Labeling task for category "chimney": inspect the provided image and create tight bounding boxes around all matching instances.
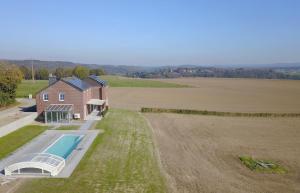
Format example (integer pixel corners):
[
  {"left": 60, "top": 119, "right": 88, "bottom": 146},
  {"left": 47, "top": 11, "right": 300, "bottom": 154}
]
[{"left": 48, "top": 73, "right": 57, "bottom": 85}]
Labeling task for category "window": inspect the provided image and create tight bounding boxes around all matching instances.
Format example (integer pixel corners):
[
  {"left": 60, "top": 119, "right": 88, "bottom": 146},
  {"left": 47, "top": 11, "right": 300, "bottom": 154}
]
[
  {"left": 43, "top": 93, "right": 49, "bottom": 101},
  {"left": 59, "top": 92, "right": 65, "bottom": 101}
]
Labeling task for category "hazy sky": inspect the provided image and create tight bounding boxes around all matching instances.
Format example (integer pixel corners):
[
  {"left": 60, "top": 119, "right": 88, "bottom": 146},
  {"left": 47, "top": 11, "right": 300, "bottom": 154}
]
[{"left": 0, "top": 0, "right": 299, "bottom": 66}]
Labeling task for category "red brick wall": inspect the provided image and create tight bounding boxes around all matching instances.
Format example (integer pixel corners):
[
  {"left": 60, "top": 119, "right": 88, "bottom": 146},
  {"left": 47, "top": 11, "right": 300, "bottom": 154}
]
[
  {"left": 83, "top": 77, "right": 108, "bottom": 109},
  {"left": 82, "top": 88, "right": 92, "bottom": 117},
  {"left": 36, "top": 81, "right": 86, "bottom": 120},
  {"left": 101, "top": 86, "right": 107, "bottom": 100},
  {"left": 92, "top": 87, "right": 100, "bottom": 99},
  {"left": 84, "top": 78, "right": 105, "bottom": 100}
]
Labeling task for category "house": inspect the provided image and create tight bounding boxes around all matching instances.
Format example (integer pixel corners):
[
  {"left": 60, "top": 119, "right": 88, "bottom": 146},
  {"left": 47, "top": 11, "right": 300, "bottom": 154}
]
[{"left": 36, "top": 75, "right": 108, "bottom": 123}]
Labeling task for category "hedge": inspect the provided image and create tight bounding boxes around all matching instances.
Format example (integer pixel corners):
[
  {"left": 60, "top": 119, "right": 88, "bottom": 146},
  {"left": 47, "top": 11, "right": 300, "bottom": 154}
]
[{"left": 141, "top": 107, "right": 300, "bottom": 117}]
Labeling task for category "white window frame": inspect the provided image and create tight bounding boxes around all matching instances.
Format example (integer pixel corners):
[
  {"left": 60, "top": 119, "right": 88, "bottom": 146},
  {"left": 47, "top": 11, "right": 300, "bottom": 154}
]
[
  {"left": 59, "top": 92, "right": 65, "bottom": 101},
  {"left": 43, "top": 93, "right": 49, "bottom": 101}
]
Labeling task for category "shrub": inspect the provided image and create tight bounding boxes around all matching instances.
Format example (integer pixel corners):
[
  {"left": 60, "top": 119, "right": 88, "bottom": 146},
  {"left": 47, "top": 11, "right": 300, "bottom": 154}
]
[
  {"left": 102, "top": 108, "right": 109, "bottom": 117},
  {"left": 239, "top": 156, "right": 287, "bottom": 174}
]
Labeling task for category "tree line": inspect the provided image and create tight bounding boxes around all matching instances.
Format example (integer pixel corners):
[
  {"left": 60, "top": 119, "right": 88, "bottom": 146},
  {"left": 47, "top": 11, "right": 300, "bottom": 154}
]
[
  {"left": 19, "top": 65, "right": 106, "bottom": 80},
  {"left": 128, "top": 67, "right": 300, "bottom": 80}
]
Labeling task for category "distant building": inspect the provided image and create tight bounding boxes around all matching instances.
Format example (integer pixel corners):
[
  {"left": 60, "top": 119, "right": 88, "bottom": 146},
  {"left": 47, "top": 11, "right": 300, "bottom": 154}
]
[{"left": 36, "top": 75, "right": 108, "bottom": 123}]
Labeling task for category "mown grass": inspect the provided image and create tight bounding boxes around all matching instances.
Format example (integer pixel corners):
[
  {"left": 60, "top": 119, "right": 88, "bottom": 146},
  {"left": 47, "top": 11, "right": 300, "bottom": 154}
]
[
  {"left": 141, "top": 107, "right": 300, "bottom": 117},
  {"left": 16, "top": 80, "right": 48, "bottom": 98},
  {"left": 16, "top": 109, "right": 166, "bottom": 193},
  {"left": 101, "top": 75, "right": 188, "bottom": 88},
  {"left": 239, "top": 156, "right": 287, "bottom": 174},
  {"left": 0, "top": 125, "right": 48, "bottom": 160},
  {"left": 56, "top": 125, "right": 80, "bottom": 130}
]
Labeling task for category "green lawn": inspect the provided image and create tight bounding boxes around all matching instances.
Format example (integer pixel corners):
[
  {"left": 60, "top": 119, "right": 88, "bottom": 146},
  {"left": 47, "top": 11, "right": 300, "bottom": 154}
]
[
  {"left": 16, "top": 109, "right": 166, "bottom": 193},
  {"left": 16, "top": 80, "right": 48, "bottom": 98},
  {"left": 101, "top": 75, "right": 187, "bottom": 87},
  {"left": 0, "top": 125, "right": 48, "bottom": 160},
  {"left": 56, "top": 125, "right": 80, "bottom": 130}
]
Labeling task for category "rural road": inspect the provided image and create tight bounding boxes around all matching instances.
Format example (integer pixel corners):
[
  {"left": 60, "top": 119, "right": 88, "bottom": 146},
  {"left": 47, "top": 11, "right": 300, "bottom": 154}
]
[{"left": 0, "top": 98, "right": 36, "bottom": 128}]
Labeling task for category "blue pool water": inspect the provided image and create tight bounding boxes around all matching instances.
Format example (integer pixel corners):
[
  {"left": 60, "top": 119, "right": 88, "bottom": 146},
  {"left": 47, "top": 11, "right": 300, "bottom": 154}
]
[{"left": 45, "top": 135, "right": 83, "bottom": 159}]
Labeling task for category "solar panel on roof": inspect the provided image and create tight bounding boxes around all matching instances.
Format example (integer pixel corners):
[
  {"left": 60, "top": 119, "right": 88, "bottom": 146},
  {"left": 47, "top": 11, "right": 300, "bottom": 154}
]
[
  {"left": 62, "top": 77, "right": 91, "bottom": 91},
  {"left": 88, "top": 75, "right": 107, "bottom": 86}
]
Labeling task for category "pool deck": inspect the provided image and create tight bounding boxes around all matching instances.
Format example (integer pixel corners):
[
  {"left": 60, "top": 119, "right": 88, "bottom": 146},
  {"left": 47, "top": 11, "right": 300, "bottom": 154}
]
[{"left": 0, "top": 129, "right": 100, "bottom": 178}]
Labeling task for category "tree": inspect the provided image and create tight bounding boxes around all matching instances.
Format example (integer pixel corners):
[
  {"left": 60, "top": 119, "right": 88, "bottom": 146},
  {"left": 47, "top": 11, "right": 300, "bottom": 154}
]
[
  {"left": 19, "top": 65, "right": 32, "bottom": 80},
  {"left": 0, "top": 63, "right": 23, "bottom": 106},
  {"left": 54, "top": 67, "right": 65, "bottom": 79},
  {"left": 72, "top": 65, "right": 89, "bottom": 79},
  {"left": 64, "top": 68, "right": 73, "bottom": 77},
  {"left": 35, "top": 68, "right": 49, "bottom": 80},
  {"left": 89, "top": 68, "right": 106, "bottom": 76}
]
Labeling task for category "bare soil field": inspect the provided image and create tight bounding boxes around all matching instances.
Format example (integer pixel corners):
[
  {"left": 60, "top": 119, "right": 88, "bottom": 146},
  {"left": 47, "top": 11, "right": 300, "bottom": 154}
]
[
  {"left": 145, "top": 113, "right": 300, "bottom": 193},
  {"left": 108, "top": 78, "right": 300, "bottom": 113},
  {"left": 154, "top": 77, "right": 300, "bottom": 89}
]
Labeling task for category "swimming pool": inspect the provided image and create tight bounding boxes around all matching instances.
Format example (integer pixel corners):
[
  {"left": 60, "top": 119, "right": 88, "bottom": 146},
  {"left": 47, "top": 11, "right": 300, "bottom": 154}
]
[{"left": 44, "top": 134, "right": 83, "bottom": 159}]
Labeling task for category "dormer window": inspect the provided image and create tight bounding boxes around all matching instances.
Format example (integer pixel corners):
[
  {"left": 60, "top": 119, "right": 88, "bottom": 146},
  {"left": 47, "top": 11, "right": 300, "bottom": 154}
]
[
  {"left": 59, "top": 92, "right": 65, "bottom": 101},
  {"left": 43, "top": 93, "right": 49, "bottom": 101}
]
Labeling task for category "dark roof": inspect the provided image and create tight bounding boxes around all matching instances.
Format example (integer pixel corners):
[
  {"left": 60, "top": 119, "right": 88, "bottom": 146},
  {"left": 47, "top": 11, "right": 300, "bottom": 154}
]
[
  {"left": 88, "top": 75, "right": 107, "bottom": 86},
  {"left": 62, "top": 76, "right": 91, "bottom": 91}
]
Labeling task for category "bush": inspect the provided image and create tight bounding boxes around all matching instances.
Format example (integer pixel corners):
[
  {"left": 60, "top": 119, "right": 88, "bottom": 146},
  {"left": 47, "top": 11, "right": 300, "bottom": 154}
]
[
  {"left": 0, "top": 92, "right": 15, "bottom": 107},
  {"left": 0, "top": 63, "right": 22, "bottom": 107},
  {"left": 102, "top": 108, "right": 109, "bottom": 117},
  {"left": 239, "top": 156, "right": 287, "bottom": 174}
]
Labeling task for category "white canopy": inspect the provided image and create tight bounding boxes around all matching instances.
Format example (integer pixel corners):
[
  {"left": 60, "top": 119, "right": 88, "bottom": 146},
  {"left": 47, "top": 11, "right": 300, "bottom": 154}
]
[
  {"left": 4, "top": 153, "right": 65, "bottom": 176},
  {"left": 87, "top": 99, "right": 105, "bottom": 105}
]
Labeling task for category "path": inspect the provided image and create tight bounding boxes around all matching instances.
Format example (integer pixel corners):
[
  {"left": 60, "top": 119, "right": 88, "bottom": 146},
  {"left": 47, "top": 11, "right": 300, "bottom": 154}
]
[
  {"left": 0, "top": 99, "right": 37, "bottom": 137},
  {"left": 0, "top": 98, "right": 36, "bottom": 128},
  {"left": 79, "top": 120, "right": 96, "bottom": 130},
  {"left": 79, "top": 110, "right": 102, "bottom": 130}
]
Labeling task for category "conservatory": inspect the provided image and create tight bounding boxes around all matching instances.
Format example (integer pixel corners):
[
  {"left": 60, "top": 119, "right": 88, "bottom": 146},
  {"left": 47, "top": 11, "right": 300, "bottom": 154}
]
[{"left": 44, "top": 104, "right": 73, "bottom": 123}]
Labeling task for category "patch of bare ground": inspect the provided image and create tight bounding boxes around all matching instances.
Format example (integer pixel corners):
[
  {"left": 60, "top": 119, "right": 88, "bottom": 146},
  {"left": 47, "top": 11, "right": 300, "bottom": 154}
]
[
  {"left": 0, "top": 179, "right": 26, "bottom": 193},
  {"left": 108, "top": 78, "right": 300, "bottom": 113},
  {"left": 144, "top": 113, "right": 300, "bottom": 193}
]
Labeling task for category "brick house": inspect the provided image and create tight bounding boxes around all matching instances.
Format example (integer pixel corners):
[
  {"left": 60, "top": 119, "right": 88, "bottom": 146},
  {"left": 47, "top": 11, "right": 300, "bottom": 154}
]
[{"left": 36, "top": 75, "right": 108, "bottom": 123}]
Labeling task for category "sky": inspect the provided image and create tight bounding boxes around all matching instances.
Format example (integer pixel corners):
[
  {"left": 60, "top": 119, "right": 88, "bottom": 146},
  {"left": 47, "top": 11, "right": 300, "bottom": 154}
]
[{"left": 0, "top": 0, "right": 299, "bottom": 66}]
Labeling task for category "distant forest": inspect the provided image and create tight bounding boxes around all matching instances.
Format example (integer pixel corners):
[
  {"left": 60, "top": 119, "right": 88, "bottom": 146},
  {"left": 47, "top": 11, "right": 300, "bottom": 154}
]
[
  {"left": 1, "top": 59, "right": 300, "bottom": 80},
  {"left": 127, "top": 66, "right": 300, "bottom": 80}
]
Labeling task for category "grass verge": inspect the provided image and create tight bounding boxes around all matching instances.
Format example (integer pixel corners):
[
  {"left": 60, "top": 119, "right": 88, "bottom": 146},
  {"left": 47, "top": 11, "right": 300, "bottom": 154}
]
[
  {"left": 239, "top": 156, "right": 287, "bottom": 174},
  {"left": 101, "top": 75, "right": 188, "bottom": 87},
  {"left": 0, "top": 125, "right": 48, "bottom": 160},
  {"left": 141, "top": 107, "right": 300, "bottom": 117},
  {"left": 16, "top": 109, "right": 166, "bottom": 193},
  {"left": 16, "top": 80, "right": 48, "bottom": 98},
  {"left": 56, "top": 125, "right": 80, "bottom": 130}
]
